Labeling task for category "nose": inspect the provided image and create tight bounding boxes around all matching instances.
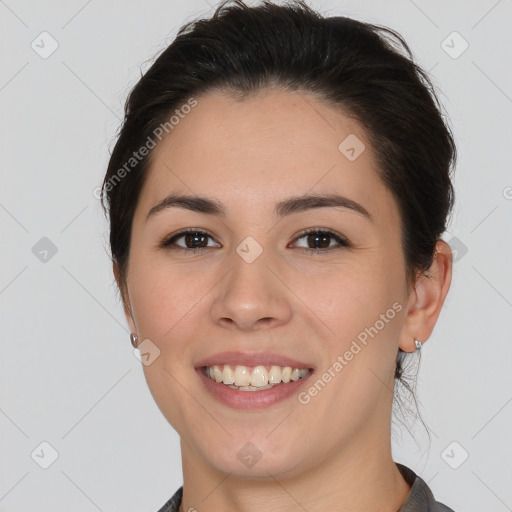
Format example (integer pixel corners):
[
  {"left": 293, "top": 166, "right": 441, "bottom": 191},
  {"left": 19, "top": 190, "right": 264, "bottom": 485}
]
[{"left": 209, "top": 248, "right": 293, "bottom": 332}]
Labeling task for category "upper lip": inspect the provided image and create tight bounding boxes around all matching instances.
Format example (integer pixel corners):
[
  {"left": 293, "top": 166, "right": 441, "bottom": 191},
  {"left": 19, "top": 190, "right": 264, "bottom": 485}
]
[{"left": 195, "top": 351, "right": 314, "bottom": 369}]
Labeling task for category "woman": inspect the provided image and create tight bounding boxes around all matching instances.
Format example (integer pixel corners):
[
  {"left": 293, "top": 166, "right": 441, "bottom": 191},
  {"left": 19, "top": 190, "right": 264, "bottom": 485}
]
[{"left": 101, "top": 1, "right": 456, "bottom": 510}]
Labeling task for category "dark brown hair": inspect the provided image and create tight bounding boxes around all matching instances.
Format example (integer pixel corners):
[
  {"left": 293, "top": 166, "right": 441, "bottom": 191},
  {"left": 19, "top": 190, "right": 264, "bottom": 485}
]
[{"left": 101, "top": 0, "right": 456, "bottom": 406}]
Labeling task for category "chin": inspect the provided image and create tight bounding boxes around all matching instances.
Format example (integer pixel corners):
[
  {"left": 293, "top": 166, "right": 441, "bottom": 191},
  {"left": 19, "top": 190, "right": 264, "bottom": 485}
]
[{"left": 195, "top": 433, "right": 312, "bottom": 479}]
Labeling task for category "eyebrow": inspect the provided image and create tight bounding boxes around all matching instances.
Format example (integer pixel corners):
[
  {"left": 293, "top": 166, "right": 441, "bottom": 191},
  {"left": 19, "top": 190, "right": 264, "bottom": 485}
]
[{"left": 146, "top": 192, "right": 372, "bottom": 222}]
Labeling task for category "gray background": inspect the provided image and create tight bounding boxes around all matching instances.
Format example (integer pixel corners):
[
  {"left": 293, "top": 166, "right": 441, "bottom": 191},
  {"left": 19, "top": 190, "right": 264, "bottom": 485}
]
[{"left": 1, "top": 0, "right": 511, "bottom": 510}]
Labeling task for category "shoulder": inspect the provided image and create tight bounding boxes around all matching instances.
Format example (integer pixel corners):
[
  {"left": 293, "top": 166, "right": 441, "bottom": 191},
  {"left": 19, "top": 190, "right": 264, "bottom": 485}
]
[
  {"left": 155, "top": 486, "right": 183, "bottom": 512},
  {"left": 397, "top": 463, "right": 455, "bottom": 512}
]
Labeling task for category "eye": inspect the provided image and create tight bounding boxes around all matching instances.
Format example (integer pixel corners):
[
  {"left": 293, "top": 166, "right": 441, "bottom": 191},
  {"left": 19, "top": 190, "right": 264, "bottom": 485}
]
[
  {"left": 160, "top": 229, "right": 220, "bottom": 252},
  {"left": 291, "top": 228, "right": 350, "bottom": 254},
  {"left": 160, "top": 227, "right": 350, "bottom": 255}
]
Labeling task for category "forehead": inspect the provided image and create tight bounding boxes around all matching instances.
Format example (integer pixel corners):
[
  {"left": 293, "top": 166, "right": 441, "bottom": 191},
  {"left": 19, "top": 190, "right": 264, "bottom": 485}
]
[{"left": 138, "top": 88, "right": 396, "bottom": 221}]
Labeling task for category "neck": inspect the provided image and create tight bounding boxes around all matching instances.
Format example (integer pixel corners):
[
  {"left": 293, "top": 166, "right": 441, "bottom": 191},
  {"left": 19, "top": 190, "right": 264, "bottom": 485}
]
[{"left": 178, "top": 426, "right": 411, "bottom": 512}]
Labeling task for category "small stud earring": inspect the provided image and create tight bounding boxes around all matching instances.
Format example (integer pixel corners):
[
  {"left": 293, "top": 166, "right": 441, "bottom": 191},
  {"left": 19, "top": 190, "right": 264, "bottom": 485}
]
[
  {"left": 130, "top": 333, "right": 139, "bottom": 348},
  {"left": 414, "top": 339, "right": 422, "bottom": 351}
]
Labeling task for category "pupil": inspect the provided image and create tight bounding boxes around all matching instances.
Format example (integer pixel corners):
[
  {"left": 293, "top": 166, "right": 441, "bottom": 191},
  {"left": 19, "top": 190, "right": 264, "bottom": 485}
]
[
  {"left": 186, "top": 232, "right": 207, "bottom": 248},
  {"left": 183, "top": 232, "right": 332, "bottom": 249},
  {"left": 308, "top": 232, "right": 330, "bottom": 249}
]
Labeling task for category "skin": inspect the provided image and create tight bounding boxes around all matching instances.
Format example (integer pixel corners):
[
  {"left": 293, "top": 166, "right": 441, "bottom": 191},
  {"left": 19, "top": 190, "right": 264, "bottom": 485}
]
[{"left": 115, "top": 88, "right": 452, "bottom": 511}]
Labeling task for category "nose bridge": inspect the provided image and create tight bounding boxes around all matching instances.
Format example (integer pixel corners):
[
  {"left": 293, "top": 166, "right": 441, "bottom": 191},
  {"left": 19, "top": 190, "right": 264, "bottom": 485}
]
[
  {"left": 229, "top": 241, "right": 271, "bottom": 294},
  {"left": 209, "top": 236, "right": 292, "bottom": 330}
]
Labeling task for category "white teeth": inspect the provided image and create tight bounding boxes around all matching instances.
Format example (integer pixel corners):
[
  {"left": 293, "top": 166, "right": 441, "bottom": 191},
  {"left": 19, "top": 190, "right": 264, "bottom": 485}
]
[
  {"left": 268, "top": 365, "right": 282, "bottom": 384},
  {"left": 213, "top": 366, "right": 223, "bottom": 383},
  {"left": 231, "top": 384, "right": 273, "bottom": 391},
  {"left": 291, "top": 368, "right": 301, "bottom": 381},
  {"left": 234, "top": 365, "right": 251, "bottom": 387},
  {"left": 205, "top": 364, "right": 310, "bottom": 390},
  {"left": 250, "top": 366, "right": 268, "bottom": 387},
  {"left": 222, "top": 365, "right": 235, "bottom": 385}
]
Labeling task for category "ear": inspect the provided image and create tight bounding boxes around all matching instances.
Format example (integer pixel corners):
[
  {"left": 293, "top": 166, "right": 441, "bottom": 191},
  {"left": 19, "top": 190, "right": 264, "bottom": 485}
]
[
  {"left": 398, "top": 240, "right": 453, "bottom": 353},
  {"left": 113, "top": 261, "right": 137, "bottom": 333}
]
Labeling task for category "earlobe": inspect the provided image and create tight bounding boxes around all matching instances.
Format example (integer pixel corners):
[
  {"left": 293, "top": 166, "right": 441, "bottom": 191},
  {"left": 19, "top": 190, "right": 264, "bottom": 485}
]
[{"left": 398, "top": 240, "right": 453, "bottom": 352}]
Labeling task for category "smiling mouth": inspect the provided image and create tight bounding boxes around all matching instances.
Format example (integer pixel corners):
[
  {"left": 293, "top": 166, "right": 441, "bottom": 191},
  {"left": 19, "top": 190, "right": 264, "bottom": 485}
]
[{"left": 202, "top": 364, "right": 311, "bottom": 391}]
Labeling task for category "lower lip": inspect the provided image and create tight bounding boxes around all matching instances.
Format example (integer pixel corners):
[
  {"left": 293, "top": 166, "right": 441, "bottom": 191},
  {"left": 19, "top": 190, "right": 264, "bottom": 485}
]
[{"left": 196, "top": 368, "right": 313, "bottom": 409}]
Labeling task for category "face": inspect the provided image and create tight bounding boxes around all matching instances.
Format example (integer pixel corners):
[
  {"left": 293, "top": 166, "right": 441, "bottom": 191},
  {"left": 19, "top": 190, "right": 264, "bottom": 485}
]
[{"left": 122, "top": 88, "right": 413, "bottom": 479}]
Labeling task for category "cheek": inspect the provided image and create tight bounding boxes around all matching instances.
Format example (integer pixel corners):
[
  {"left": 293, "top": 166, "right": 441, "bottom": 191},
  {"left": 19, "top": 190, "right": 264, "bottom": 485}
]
[
  {"left": 127, "top": 264, "right": 213, "bottom": 435},
  {"left": 296, "top": 271, "right": 403, "bottom": 429},
  {"left": 297, "top": 260, "right": 403, "bottom": 340},
  {"left": 296, "top": 258, "right": 405, "bottom": 405},
  {"left": 127, "top": 258, "right": 208, "bottom": 343},
  {"left": 128, "top": 245, "right": 405, "bottom": 356}
]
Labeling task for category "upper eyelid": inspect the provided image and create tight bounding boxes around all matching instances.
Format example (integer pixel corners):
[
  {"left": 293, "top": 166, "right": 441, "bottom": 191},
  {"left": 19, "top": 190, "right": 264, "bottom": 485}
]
[
  {"left": 163, "top": 227, "right": 348, "bottom": 247},
  {"left": 164, "top": 228, "right": 219, "bottom": 244}
]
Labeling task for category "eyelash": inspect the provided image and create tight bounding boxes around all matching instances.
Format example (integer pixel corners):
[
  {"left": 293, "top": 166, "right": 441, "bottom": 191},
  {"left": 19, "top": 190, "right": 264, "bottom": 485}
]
[{"left": 160, "top": 227, "right": 350, "bottom": 255}]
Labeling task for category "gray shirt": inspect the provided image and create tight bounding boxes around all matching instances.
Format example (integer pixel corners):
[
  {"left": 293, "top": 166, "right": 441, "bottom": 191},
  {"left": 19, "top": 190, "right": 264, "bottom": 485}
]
[{"left": 156, "top": 463, "right": 454, "bottom": 512}]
